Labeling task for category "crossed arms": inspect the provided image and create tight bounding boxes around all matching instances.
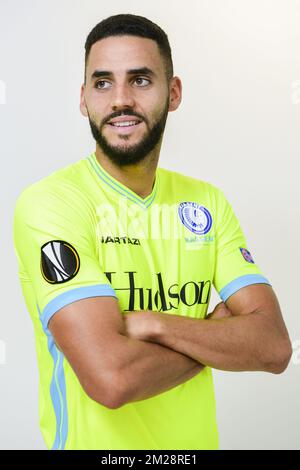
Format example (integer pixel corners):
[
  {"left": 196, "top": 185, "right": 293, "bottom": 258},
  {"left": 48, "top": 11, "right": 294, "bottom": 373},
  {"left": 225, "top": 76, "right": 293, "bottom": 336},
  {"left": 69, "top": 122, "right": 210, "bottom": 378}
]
[{"left": 49, "top": 284, "right": 292, "bottom": 409}]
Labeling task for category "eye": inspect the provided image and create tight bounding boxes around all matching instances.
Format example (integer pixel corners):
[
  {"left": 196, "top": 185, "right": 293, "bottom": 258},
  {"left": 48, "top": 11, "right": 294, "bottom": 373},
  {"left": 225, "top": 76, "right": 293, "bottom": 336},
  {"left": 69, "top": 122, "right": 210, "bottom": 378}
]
[
  {"left": 134, "top": 77, "right": 151, "bottom": 87},
  {"left": 95, "top": 80, "right": 111, "bottom": 89}
]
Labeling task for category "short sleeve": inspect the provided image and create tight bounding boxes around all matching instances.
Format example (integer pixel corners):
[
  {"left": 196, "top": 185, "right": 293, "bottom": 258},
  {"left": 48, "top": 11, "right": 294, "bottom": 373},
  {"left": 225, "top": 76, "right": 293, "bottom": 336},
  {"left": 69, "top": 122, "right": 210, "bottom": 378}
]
[
  {"left": 13, "top": 182, "right": 117, "bottom": 329},
  {"left": 213, "top": 188, "right": 271, "bottom": 302}
]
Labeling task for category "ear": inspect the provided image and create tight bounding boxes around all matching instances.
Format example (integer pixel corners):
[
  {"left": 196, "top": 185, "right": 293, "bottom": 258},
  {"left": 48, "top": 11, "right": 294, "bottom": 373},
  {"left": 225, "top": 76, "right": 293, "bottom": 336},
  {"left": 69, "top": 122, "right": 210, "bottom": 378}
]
[
  {"left": 168, "top": 76, "right": 182, "bottom": 112},
  {"left": 79, "top": 84, "right": 88, "bottom": 117}
]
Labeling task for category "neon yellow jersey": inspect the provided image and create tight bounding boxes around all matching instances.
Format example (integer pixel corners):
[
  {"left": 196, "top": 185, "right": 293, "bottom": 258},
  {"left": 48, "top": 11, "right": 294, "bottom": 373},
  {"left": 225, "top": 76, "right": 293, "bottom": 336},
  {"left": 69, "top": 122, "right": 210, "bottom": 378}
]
[{"left": 13, "top": 152, "right": 270, "bottom": 450}]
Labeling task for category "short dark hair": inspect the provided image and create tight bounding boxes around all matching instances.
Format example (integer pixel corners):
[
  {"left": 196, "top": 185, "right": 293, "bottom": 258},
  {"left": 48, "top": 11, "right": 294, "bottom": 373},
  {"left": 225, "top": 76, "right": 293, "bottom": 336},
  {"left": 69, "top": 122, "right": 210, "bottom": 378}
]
[{"left": 84, "top": 14, "right": 174, "bottom": 83}]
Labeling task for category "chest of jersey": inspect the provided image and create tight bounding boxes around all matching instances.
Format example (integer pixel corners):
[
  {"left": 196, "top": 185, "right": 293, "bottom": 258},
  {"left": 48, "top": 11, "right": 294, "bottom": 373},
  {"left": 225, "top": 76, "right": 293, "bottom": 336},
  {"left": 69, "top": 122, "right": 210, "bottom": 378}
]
[{"left": 94, "top": 201, "right": 216, "bottom": 318}]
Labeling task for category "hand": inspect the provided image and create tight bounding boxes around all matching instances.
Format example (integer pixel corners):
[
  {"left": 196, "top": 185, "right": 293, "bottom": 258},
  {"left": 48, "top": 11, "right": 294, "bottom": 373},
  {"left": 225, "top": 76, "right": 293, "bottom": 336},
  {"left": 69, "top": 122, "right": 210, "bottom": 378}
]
[
  {"left": 123, "top": 311, "right": 159, "bottom": 341},
  {"left": 206, "top": 301, "right": 233, "bottom": 320}
]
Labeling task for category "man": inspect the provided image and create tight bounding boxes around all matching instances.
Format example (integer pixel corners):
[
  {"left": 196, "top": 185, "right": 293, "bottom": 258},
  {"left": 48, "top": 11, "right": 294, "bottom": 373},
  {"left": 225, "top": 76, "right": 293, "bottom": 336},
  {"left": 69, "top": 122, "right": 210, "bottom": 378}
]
[{"left": 13, "top": 14, "right": 292, "bottom": 450}]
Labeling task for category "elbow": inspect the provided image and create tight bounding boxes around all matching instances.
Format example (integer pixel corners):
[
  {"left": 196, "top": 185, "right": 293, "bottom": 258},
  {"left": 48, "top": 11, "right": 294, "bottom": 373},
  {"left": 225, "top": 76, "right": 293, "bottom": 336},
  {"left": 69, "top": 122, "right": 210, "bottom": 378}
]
[
  {"left": 83, "top": 370, "right": 126, "bottom": 409},
  {"left": 264, "top": 337, "right": 293, "bottom": 375}
]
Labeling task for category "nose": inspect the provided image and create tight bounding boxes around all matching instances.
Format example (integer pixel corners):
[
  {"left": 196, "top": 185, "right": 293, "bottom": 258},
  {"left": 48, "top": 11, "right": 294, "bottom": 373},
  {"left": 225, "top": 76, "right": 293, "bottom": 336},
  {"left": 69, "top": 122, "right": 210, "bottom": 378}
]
[{"left": 111, "top": 82, "right": 135, "bottom": 111}]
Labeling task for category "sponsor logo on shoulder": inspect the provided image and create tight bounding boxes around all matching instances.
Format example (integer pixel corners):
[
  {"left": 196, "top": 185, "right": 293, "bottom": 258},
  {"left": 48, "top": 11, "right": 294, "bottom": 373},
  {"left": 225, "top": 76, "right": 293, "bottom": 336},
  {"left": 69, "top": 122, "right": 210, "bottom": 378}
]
[
  {"left": 240, "top": 247, "right": 255, "bottom": 264},
  {"left": 178, "top": 202, "right": 212, "bottom": 235},
  {"left": 41, "top": 240, "right": 80, "bottom": 284}
]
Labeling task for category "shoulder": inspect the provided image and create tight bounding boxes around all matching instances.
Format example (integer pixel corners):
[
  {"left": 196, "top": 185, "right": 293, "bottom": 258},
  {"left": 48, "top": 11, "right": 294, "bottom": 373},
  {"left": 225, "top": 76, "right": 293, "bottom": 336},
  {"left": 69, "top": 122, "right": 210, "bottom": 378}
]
[
  {"left": 15, "top": 158, "right": 90, "bottom": 210},
  {"left": 157, "top": 166, "right": 225, "bottom": 200},
  {"left": 14, "top": 158, "right": 93, "bottom": 222}
]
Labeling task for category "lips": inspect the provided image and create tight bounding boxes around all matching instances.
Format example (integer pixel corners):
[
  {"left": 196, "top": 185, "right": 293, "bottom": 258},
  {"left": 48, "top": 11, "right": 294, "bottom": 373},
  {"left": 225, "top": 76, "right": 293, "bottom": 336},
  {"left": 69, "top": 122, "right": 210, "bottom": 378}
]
[
  {"left": 106, "top": 115, "right": 144, "bottom": 134},
  {"left": 109, "top": 120, "right": 141, "bottom": 128},
  {"left": 107, "top": 120, "right": 143, "bottom": 134},
  {"left": 107, "top": 115, "right": 142, "bottom": 127}
]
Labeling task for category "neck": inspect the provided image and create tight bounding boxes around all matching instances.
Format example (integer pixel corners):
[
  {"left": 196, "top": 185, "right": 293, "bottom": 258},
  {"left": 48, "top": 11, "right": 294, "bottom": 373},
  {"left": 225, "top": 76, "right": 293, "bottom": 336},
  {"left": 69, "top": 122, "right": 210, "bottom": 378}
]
[{"left": 94, "top": 144, "right": 161, "bottom": 199}]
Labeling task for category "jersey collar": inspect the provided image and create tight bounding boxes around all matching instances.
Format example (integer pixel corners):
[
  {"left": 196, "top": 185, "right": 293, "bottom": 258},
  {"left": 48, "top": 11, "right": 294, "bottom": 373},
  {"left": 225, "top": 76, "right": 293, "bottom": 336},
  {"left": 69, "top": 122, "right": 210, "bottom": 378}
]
[{"left": 87, "top": 152, "right": 159, "bottom": 209}]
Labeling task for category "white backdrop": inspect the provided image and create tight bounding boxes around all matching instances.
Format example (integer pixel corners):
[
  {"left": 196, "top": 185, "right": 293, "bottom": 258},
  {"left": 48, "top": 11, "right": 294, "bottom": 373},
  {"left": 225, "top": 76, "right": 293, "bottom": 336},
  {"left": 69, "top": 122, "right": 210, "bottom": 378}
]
[{"left": 0, "top": 0, "right": 299, "bottom": 449}]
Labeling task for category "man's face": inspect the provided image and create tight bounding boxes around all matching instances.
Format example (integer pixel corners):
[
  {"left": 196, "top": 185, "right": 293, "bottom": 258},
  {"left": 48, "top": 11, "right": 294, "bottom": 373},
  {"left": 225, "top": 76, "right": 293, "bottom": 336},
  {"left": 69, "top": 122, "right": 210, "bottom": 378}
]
[{"left": 80, "top": 35, "right": 173, "bottom": 166}]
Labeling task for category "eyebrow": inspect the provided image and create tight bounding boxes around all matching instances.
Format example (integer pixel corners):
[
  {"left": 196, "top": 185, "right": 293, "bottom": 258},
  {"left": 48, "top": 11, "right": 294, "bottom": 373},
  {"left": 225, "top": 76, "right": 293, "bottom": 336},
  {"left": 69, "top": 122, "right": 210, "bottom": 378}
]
[{"left": 90, "top": 67, "right": 157, "bottom": 81}]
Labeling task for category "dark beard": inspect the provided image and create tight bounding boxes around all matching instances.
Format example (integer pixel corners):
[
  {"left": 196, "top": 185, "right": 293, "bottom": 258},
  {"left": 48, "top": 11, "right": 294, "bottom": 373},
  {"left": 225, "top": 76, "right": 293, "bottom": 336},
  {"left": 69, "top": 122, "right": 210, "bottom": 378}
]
[{"left": 87, "top": 99, "right": 169, "bottom": 167}]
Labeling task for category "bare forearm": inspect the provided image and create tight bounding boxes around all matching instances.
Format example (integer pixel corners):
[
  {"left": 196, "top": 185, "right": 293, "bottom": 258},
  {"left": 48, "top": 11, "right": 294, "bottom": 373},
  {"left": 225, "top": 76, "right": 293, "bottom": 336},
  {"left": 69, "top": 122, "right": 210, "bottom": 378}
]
[
  {"left": 152, "top": 312, "right": 289, "bottom": 373},
  {"left": 116, "top": 334, "right": 204, "bottom": 406}
]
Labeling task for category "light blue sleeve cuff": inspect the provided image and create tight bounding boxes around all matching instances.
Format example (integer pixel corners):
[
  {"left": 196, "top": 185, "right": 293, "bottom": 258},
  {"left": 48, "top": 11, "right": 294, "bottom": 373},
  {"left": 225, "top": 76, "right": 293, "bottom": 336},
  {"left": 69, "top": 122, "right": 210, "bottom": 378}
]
[
  {"left": 40, "top": 284, "right": 117, "bottom": 330},
  {"left": 219, "top": 274, "right": 271, "bottom": 302}
]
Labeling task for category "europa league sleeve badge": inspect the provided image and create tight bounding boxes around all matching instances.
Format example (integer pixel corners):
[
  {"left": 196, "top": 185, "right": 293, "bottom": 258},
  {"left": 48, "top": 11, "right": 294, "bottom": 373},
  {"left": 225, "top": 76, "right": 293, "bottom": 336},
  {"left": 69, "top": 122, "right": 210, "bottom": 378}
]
[{"left": 40, "top": 240, "right": 80, "bottom": 284}]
